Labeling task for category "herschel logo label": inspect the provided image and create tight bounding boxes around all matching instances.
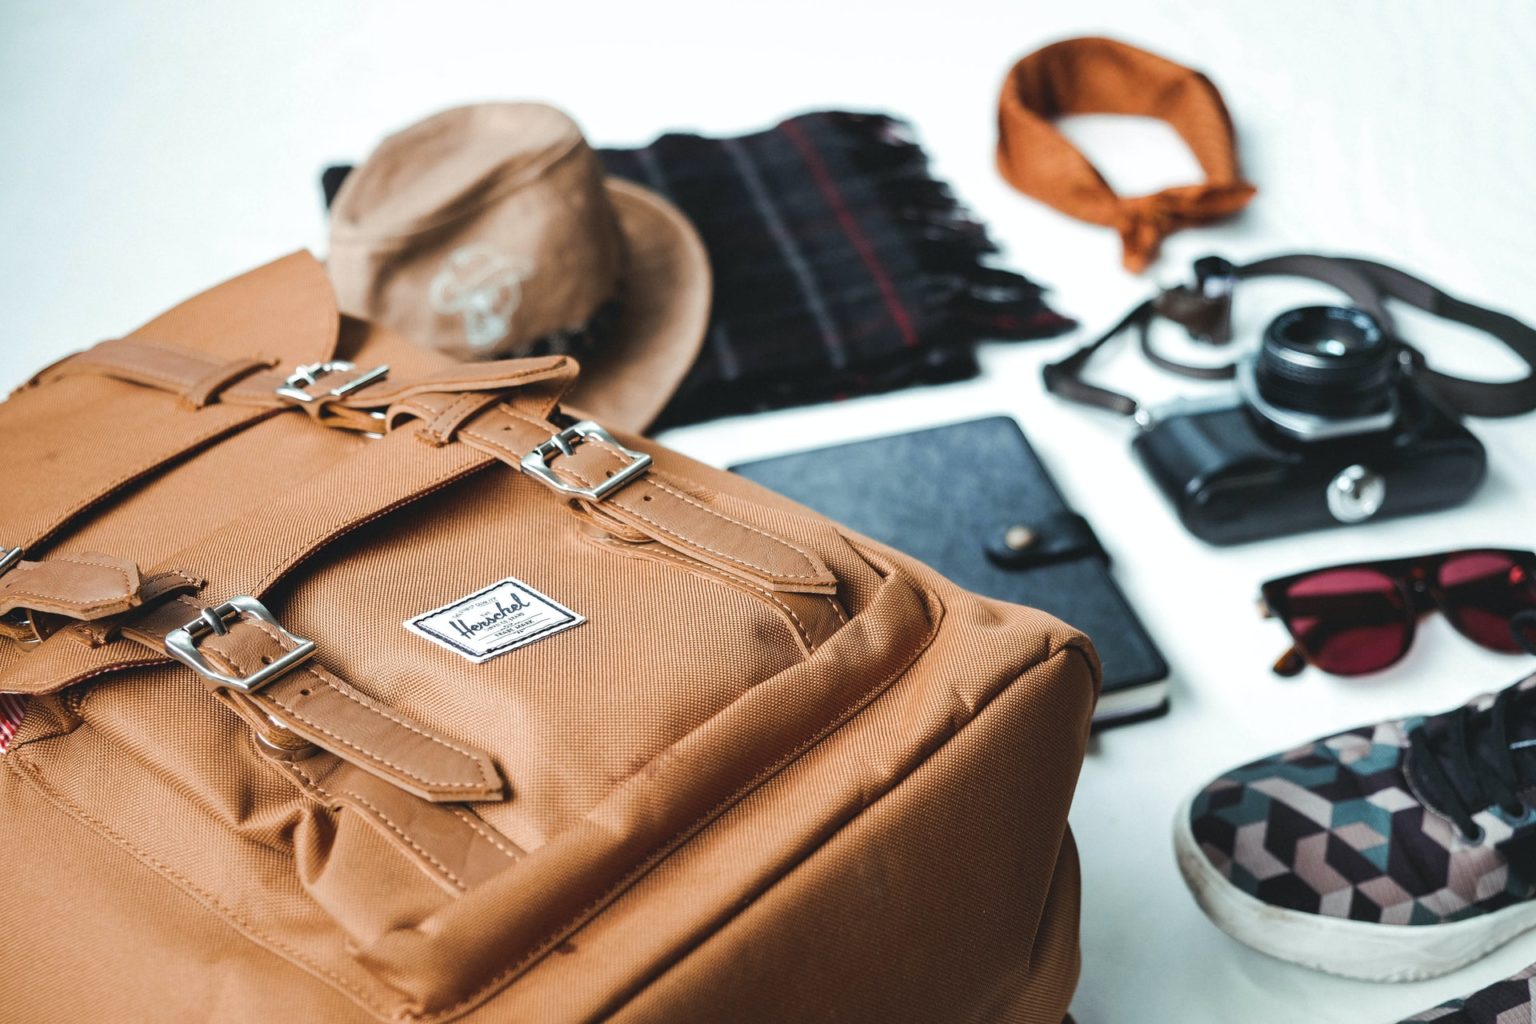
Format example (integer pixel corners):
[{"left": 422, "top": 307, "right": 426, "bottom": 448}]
[{"left": 405, "top": 576, "right": 583, "bottom": 664}]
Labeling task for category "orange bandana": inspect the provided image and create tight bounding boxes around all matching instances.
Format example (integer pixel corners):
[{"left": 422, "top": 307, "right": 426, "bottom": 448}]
[{"left": 997, "top": 37, "right": 1257, "bottom": 273}]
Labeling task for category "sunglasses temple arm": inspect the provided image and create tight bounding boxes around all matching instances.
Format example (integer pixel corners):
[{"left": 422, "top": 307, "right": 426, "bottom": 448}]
[
  {"left": 1271, "top": 644, "right": 1308, "bottom": 677},
  {"left": 1258, "top": 595, "right": 1308, "bottom": 676}
]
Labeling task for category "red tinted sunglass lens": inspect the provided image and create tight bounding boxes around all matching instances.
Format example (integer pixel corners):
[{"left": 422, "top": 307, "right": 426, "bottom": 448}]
[
  {"left": 1438, "top": 552, "right": 1536, "bottom": 652},
  {"left": 1282, "top": 568, "right": 1411, "bottom": 675}
]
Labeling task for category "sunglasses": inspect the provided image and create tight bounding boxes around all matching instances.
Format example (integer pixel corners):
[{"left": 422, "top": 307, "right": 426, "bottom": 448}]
[{"left": 1260, "top": 548, "right": 1536, "bottom": 676}]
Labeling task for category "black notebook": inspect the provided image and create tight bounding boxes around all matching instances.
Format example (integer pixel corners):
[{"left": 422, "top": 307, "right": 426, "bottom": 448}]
[{"left": 732, "top": 417, "right": 1169, "bottom": 727}]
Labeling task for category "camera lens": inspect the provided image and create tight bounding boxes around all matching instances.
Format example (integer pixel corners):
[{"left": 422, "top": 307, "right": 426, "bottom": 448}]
[{"left": 1255, "top": 306, "right": 1398, "bottom": 419}]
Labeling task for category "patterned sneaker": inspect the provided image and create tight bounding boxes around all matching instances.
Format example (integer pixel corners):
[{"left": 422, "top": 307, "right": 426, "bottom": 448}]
[
  {"left": 1397, "top": 962, "right": 1536, "bottom": 1022},
  {"left": 1174, "top": 672, "right": 1536, "bottom": 981}
]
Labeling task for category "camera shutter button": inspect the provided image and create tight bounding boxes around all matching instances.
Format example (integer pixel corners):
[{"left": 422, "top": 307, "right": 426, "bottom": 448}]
[{"left": 1327, "top": 464, "right": 1386, "bottom": 523}]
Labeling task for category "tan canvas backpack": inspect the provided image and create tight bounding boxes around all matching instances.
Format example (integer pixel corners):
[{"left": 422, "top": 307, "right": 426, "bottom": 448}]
[{"left": 0, "top": 253, "right": 1099, "bottom": 1023}]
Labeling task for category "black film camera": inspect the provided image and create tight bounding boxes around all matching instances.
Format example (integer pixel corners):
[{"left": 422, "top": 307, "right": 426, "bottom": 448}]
[{"left": 1133, "top": 305, "right": 1486, "bottom": 545}]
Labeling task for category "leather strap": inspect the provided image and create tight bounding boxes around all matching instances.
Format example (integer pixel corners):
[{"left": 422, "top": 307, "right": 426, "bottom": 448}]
[
  {"left": 117, "top": 594, "right": 502, "bottom": 804},
  {"left": 1040, "top": 299, "right": 1156, "bottom": 418},
  {"left": 64, "top": 570, "right": 204, "bottom": 646},
  {"left": 997, "top": 36, "right": 1256, "bottom": 272},
  {"left": 1042, "top": 253, "right": 1536, "bottom": 419},
  {"left": 1248, "top": 255, "right": 1536, "bottom": 418},
  {"left": 0, "top": 552, "right": 144, "bottom": 620},
  {"left": 39, "top": 337, "right": 578, "bottom": 419},
  {"left": 454, "top": 405, "right": 838, "bottom": 595},
  {"left": 0, "top": 557, "right": 201, "bottom": 650},
  {"left": 38, "top": 340, "right": 279, "bottom": 410},
  {"left": 277, "top": 754, "right": 520, "bottom": 895}
]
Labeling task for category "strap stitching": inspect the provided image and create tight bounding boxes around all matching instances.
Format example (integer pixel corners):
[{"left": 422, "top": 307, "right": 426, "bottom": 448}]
[
  {"left": 0, "top": 556, "right": 136, "bottom": 613},
  {"left": 374, "top": 358, "right": 570, "bottom": 405},
  {"left": 644, "top": 475, "right": 823, "bottom": 578},
  {"left": 262, "top": 669, "right": 490, "bottom": 792},
  {"left": 476, "top": 411, "right": 825, "bottom": 581},
  {"left": 449, "top": 808, "right": 521, "bottom": 861},
  {"left": 182, "top": 356, "right": 274, "bottom": 408},
  {"left": 826, "top": 594, "right": 848, "bottom": 626},
  {"left": 610, "top": 492, "right": 820, "bottom": 582},
  {"left": 72, "top": 359, "right": 200, "bottom": 393},
  {"left": 287, "top": 760, "right": 469, "bottom": 892},
  {"left": 229, "top": 618, "right": 494, "bottom": 792},
  {"left": 420, "top": 391, "right": 492, "bottom": 445}
]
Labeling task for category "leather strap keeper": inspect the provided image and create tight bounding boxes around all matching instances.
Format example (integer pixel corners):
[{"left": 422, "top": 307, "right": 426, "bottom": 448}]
[
  {"left": 118, "top": 594, "right": 504, "bottom": 804},
  {"left": 0, "top": 552, "right": 145, "bottom": 620}
]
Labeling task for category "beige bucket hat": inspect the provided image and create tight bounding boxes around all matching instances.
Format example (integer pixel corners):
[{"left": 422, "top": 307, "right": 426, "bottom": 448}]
[{"left": 327, "top": 102, "right": 711, "bottom": 432}]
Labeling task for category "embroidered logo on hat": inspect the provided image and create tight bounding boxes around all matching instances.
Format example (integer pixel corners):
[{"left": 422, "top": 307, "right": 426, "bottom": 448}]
[{"left": 428, "top": 245, "right": 534, "bottom": 351}]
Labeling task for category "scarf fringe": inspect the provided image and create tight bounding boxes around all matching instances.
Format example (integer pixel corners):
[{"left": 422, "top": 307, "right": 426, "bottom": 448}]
[{"left": 813, "top": 111, "right": 1075, "bottom": 346}]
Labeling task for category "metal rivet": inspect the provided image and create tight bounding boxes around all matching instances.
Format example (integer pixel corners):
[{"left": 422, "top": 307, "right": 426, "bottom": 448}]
[{"left": 1003, "top": 525, "right": 1037, "bottom": 551}]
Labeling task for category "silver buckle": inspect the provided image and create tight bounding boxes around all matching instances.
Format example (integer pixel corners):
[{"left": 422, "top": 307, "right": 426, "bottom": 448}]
[
  {"left": 275, "top": 360, "right": 390, "bottom": 404},
  {"left": 164, "top": 596, "right": 316, "bottom": 694},
  {"left": 520, "top": 420, "right": 652, "bottom": 501},
  {"left": 0, "top": 547, "right": 21, "bottom": 578}
]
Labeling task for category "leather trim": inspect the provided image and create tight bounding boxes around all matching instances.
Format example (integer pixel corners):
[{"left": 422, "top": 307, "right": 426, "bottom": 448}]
[
  {"left": 280, "top": 755, "right": 521, "bottom": 895},
  {"left": 64, "top": 570, "right": 204, "bottom": 646},
  {"left": 44, "top": 336, "right": 579, "bottom": 423},
  {"left": 119, "top": 596, "right": 504, "bottom": 804},
  {"left": 0, "top": 553, "right": 144, "bottom": 620},
  {"left": 38, "top": 340, "right": 277, "bottom": 409},
  {"left": 456, "top": 404, "right": 838, "bottom": 595}
]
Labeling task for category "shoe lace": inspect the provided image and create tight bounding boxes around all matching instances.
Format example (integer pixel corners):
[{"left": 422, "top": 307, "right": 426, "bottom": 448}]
[{"left": 1409, "top": 686, "right": 1535, "bottom": 842}]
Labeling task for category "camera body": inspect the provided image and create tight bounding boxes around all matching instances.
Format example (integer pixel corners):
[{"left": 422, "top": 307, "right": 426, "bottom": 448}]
[{"left": 1133, "top": 306, "right": 1487, "bottom": 545}]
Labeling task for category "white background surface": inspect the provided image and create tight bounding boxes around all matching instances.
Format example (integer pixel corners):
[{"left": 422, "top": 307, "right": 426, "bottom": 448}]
[{"left": 4, "top": 2, "right": 1535, "bottom": 1021}]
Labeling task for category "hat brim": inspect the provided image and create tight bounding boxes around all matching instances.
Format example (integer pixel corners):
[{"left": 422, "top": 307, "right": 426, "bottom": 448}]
[{"left": 564, "top": 178, "right": 710, "bottom": 433}]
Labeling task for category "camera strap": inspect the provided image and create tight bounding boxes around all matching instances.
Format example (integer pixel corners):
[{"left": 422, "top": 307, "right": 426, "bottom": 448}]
[{"left": 1042, "top": 253, "right": 1536, "bottom": 420}]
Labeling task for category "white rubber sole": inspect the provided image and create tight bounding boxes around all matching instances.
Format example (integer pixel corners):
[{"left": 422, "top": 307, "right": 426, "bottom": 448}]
[{"left": 1173, "top": 794, "right": 1536, "bottom": 982}]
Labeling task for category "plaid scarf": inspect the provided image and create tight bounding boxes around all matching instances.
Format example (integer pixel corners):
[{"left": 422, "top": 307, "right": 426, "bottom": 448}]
[
  {"left": 598, "top": 111, "right": 1073, "bottom": 426},
  {"left": 321, "top": 110, "right": 1072, "bottom": 427}
]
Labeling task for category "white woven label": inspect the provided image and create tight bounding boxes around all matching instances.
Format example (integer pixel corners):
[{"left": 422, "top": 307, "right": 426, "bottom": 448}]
[{"left": 404, "top": 576, "right": 583, "bottom": 664}]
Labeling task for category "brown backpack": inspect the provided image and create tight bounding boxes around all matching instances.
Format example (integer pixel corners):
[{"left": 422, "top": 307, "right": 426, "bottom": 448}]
[{"left": 0, "top": 253, "right": 1099, "bottom": 1023}]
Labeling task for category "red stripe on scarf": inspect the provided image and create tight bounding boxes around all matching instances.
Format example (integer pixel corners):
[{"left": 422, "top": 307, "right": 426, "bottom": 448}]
[{"left": 780, "top": 119, "right": 920, "bottom": 349}]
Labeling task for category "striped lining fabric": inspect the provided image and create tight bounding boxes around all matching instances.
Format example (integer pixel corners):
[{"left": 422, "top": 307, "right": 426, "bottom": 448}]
[{"left": 0, "top": 692, "right": 25, "bottom": 753}]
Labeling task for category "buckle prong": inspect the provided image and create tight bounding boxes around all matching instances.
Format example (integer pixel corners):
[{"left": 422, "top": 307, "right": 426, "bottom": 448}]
[
  {"left": 0, "top": 547, "right": 21, "bottom": 578},
  {"left": 164, "top": 596, "right": 316, "bottom": 694},
  {"left": 520, "top": 420, "right": 651, "bottom": 502},
  {"left": 275, "top": 361, "right": 390, "bottom": 405}
]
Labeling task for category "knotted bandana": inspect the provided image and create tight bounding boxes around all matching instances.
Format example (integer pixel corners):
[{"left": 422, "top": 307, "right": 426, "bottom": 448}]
[{"left": 997, "top": 37, "right": 1257, "bottom": 273}]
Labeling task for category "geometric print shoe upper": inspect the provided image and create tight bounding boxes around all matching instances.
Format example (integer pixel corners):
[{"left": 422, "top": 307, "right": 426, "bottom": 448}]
[
  {"left": 1397, "top": 960, "right": 1536, "bottom": 1023},
  {"left": 1177, "top": 671, "right": 1536, "bottom": 981}
]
